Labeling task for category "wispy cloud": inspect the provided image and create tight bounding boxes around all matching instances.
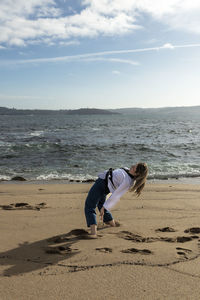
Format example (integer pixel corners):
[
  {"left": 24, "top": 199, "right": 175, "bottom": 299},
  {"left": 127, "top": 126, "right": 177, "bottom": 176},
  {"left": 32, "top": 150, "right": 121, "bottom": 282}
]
[
  {"left": 59, "top": 40, "right": 80, "bottom": 47},
  {"left": 80, "top": 57, "right": 139, "bottom": 66},
  {"left": 1, "top": 1, "right": 200, "bottom": 48},
  {"left": 107, "top": 58, "right": 139, "bottom": 66},
  {"left": 112, "top": 70, "right": 121, "bottom": 75},
  {"left": 1, "top": 42, "right": 200, "bottom": 66}
]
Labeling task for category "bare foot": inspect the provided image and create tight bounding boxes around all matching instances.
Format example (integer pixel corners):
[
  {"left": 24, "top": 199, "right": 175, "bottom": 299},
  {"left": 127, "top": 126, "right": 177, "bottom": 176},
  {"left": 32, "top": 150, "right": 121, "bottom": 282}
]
[
  {"left": 105, "top": 220, "right": 121, "bottom": 227},
  {"left": 105, "top": 220, "right": 116, "bottom": 227},
  {"left": 114, "top": 220, "right": 120, "bottom": 227}
]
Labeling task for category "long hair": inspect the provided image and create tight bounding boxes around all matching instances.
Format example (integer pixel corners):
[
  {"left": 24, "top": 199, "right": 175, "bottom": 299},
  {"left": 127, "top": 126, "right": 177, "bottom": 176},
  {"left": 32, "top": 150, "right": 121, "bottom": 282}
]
[{"left": 130, "top": 162, "right": 148, "bottom": 196}]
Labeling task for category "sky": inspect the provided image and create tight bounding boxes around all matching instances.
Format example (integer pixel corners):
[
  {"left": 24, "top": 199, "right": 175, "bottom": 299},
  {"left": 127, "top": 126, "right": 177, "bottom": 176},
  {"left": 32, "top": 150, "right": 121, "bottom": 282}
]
[{"left": 0, "top": 0, "right": 200, "bottom": 110}]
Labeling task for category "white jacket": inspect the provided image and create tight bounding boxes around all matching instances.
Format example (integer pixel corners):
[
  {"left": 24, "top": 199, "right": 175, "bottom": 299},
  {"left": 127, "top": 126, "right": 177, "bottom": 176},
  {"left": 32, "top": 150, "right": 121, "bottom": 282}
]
[{"left": 98, "top": 168, "right": 134, "bottom": 210}]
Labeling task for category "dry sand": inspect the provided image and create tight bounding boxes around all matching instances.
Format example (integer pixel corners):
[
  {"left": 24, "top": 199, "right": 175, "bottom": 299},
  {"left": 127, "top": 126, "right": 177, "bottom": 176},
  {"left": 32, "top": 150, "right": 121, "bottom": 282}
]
[{"left": 0, "top": 181, "right": 200, "bottom": 300}]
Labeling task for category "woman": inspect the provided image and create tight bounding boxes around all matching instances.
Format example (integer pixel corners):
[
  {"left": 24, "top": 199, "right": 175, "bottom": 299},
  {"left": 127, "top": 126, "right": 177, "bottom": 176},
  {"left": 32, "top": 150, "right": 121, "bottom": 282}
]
[{"left": 84, "top": 162, "right": 148, "bottom": 238}]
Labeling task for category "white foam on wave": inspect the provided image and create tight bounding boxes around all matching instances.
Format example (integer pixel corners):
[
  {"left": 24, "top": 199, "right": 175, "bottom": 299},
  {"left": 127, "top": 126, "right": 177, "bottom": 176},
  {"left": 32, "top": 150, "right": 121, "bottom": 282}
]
[
  {"left": 91, "top": 128, "right": 101, "bottom": 131},
  {"left": 30, "top": 131, "right": 44, "bottom": 137},
  {"left": 0, "top": 175, "right": 11, "bottom": 181},
  {"left": 36, "top": 172, "right": 95, "bottom": 181},
  {"left": 0, "top": 141, "right": 12, "bottom": 147},
  {"left": 36, "top": 172, "right": 64, "bottom": 180}
]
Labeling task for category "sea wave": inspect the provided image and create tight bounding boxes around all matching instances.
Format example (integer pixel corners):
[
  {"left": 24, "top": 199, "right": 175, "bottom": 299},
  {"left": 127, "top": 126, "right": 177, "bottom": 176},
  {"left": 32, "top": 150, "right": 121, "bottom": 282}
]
[
  {"left": 1, "top": 140, "right": 199, "bottom": 154},
  {"left": 1, "top": 170, "right": 200, "bottom": 183},
  {"left": 1, "top": 113, "right": 200, "bottom": 183},
  {"left": 0, "top": 175, "right": 11, "bottom": 181},
  {"left": 36, "top": 172, "right": 95, "bottom": 182},
  {"left": 149, "top": 172, "right": 200, "bottom": 181}
]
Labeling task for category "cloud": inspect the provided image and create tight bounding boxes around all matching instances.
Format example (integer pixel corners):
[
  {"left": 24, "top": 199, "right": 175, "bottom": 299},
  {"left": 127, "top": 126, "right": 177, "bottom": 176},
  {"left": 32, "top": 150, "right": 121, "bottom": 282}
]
[
  {"left": 0, "top": 0, "right": 139, "bottom": 47},
  {"left": 112, "top": 70, "right": 121, "bottom": 75},
  {"left": 161, "top": 43, "right": 175, "bottom": 49},
  {"left": 107, "top": 58, "right": 139, "bottom": 66},
  {"left": 80, "top": 57, "right": 139, "bottom": 66},
  {"left": 136, "top": 0, "right": 200, "bottom": 34},
  {"left": 1, "top": 1, "right": 200, "bottom": 48},
  {"left": 59, "top": 40, "right": 80, "bottom": 47}
]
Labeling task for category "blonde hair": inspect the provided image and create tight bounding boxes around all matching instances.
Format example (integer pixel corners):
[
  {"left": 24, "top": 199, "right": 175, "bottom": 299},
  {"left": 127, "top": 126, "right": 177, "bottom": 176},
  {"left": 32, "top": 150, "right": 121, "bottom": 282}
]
[{"left": 130, "top": 162, "right": 148, "bottom": 196}]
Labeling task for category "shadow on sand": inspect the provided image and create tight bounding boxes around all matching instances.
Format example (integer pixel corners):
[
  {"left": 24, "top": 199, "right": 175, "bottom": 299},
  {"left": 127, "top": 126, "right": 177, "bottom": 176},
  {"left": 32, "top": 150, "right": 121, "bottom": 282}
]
[{"left": 0, "top": 229, "right": 89, "bottom": 277}]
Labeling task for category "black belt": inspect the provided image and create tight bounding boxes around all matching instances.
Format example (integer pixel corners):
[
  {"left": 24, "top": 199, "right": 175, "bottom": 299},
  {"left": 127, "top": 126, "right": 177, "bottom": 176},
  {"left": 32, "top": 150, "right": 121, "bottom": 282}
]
[{"left": 105, "top": 168, "right": 115, "bottom": 191}]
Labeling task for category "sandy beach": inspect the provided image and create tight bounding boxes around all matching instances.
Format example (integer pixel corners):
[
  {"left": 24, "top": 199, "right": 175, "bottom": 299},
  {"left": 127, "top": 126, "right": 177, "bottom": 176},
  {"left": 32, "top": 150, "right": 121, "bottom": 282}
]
[{"left": 1, "top": 181, "right": 200, "bottom": 300}]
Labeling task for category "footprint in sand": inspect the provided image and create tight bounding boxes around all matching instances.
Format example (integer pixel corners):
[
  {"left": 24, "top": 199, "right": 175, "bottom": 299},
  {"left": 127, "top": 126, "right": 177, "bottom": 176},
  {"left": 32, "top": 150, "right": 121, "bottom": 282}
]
[
  {"left": 184, "top": 227, "right": 200, "bottom": 234},
  {"left": 155, "top": 227, "right": 176, "bottom": 232},
  {"left": 176, "top": 236, "right": 198, "bottom": 243},
  {"left": 47, "top": 229, "right": 103, "bottom": 247},
  {"left": 176, "top": 247, "right": 192, "bottom": 253},
  {"left": 159, "top": 236, "right": 197, "bottom": 243},
  {"left": 121, "top": 248, "right": 152, "bottom": 255},
  {"left": 176, "top": 247, "right": 193, "bottom": 259},
  {"left": 45, "top": 229, "right": 90, "bottom": 255},
  {"left": 47, "top": 229, "right": 89, "bottom": 243},
  {"left": 117, "top": 231, "right": 199, "bottom": 244},
  {"left": 117, "top": 231, "right": 156, "bottom": 243},
  {"left": 45, "top": 246, "right": 79, "bottom": 255},
  {"left": 0, "top": 202, "right": 47, "bottom": 211},
  {"left": 96, "top": 247, "right": 112, "bottom": 253}
]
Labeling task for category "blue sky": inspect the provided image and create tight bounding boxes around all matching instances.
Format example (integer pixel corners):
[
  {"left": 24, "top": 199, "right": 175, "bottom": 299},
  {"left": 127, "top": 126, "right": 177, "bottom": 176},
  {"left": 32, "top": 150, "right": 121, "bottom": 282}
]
[{"left": 0, "top": 0, "right": 200, "bottom": 109}]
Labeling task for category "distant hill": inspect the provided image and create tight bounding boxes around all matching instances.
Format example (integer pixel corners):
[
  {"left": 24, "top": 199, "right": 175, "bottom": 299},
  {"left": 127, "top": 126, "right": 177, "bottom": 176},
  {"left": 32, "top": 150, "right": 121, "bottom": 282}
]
[
  {"left": 0, "top": 107, "right": 118, "bottom": 115},
  {"left": 0, "top": 106, "right": 199, "bottom": 116},
  {"left": 110, "top": 106, "right": 200, "bottom": 115},
  {"left": 66, "top": 108, "right": 119, "bottom": 115}
]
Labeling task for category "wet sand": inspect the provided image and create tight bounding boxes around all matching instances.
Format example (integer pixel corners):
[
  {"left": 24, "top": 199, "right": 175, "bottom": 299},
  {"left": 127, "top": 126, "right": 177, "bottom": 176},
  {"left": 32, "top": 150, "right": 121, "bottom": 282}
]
[{"left": 1, "top": 182, "right": 200, "bottom": 299}]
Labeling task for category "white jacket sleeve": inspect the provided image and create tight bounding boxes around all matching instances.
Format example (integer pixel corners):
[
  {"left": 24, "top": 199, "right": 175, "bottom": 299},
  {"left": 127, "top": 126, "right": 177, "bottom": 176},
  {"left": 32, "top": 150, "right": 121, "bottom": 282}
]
[{"left": 103, "top": 178, "right": 130, "bottom": 210}]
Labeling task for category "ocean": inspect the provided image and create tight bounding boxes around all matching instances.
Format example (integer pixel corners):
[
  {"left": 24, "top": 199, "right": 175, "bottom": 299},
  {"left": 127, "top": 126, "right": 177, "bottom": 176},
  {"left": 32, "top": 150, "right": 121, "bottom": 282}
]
[{"left": 0, "top": 110, "right": 200, "bottom": 183}]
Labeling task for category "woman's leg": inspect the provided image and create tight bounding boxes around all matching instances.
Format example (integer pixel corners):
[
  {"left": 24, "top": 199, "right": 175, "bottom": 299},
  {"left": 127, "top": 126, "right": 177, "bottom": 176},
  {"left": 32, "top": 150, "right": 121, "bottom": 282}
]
[
  {"left": 84, "top": 178, "right": 106, "bottom": 235},
  {"left": 90, "top": 224, "right": 97, "bottom": 236}
]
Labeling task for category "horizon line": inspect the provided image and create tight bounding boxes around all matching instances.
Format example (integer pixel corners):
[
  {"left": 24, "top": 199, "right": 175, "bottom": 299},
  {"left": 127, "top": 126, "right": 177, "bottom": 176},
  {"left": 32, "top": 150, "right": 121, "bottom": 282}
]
[{"left": 1, "top": 105, "right": 200, "bottom": 111}]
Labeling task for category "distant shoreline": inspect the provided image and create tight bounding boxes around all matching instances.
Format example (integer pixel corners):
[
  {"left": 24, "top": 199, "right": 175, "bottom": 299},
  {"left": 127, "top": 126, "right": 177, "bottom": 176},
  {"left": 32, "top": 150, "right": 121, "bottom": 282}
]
[
  {"left": 0, "top": 107, "right": 118, "bottom": 115},
  {"left": 0, "top": 105, "right": 200, "bottom": 115}
]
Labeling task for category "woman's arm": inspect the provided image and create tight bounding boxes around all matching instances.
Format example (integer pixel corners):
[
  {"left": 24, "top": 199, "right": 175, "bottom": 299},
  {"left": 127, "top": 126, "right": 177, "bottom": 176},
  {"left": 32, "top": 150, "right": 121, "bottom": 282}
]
[{"left": 103, "top": 179, "right": 130, "bottom": 210}]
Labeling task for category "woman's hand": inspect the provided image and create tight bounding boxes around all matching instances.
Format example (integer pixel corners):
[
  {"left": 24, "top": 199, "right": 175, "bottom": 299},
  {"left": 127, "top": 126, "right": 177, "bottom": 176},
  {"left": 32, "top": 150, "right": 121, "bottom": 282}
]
[{"left": 100, "top": 207, "right": 104, "bottom": 220}]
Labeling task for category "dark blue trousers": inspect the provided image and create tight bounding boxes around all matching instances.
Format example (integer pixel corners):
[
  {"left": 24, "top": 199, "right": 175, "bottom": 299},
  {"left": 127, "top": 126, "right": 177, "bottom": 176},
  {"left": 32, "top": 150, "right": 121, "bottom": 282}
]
[{"left": 84, "top": 178, "right": 113, "bottom": 227}]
